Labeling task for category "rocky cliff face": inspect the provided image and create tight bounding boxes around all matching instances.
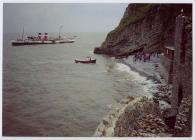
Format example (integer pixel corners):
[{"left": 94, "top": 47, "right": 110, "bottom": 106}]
[{"left": 94, "top": 4, "right": 192, "bottom": 56}]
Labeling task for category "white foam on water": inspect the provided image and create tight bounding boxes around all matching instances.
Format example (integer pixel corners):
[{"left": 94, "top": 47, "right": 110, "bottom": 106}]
[
  {"left": 94, "top": 62, "right": 160, "bottom": 136},
  {"left": 94, "top": 63, "right": 161, "bottom": 136},
  {"left": 115, "top": 63, "right": 157, "bottom": 96},
  {"left": 94, "top": 97, "right": 146, "bottom": 137},
  {"left": 116, "top": 63, "right": 146, "bottom": 82}
]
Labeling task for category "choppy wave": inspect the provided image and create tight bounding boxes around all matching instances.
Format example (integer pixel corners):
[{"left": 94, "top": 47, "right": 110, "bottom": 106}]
[
  {"left": 115, "top": 63, "right": 157, "bottom": 96},
  {"left": 94, "top": 63, "right": 160, "bottom": 136}
]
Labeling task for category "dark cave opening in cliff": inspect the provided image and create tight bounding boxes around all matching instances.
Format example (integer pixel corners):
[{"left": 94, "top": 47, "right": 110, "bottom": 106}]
[{"left": 178, "top": 85, "right": 183, "bottom": 106}]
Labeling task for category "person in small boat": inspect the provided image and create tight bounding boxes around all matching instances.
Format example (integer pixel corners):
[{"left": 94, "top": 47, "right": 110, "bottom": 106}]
[{"left": 86, "top": 56, "right": 91, "bottom": 61}]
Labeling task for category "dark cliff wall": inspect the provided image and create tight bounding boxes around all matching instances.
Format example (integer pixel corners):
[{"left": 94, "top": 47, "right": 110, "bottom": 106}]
[
  {"left": 171, "top": 14, "right": 192, "bottom": 110},
  {"left": 94, "top": 4, "right": 192, "bottom": 56}
]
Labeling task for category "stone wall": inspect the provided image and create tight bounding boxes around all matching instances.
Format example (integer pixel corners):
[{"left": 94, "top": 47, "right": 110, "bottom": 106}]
[
  {"left": 174, "top": 96, "right": 192, "bottom": 136},
  {"left": 159, "top": 55, "right": 174, "bottom": 84},
  {"left": 171, "top": 14, "right": 192, "bottom": 115}
]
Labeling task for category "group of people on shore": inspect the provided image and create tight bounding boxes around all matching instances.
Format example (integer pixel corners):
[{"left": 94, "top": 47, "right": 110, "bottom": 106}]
[{"left": 133, "top": 52, "right": 160, "bottom": 63}]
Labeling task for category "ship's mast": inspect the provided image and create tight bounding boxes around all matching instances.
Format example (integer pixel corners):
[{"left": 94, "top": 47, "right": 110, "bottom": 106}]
[
  {"left": 59, "top": 25, "right": 63, "bottom": 39},
  {"left": 22, "top": 26, "right": 24, "bottom": 40}
]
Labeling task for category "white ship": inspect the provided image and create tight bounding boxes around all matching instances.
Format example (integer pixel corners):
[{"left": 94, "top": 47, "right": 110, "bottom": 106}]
[{"left": 11, "top": 26, "right": 75, "bottom": 46}]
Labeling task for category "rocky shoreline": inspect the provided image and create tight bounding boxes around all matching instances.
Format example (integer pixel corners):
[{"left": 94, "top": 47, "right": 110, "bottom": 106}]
[
  {"left": 94, "top": 56, "right": 192, "bottom": 137},
  {"left": 93, "top": 3, "right": 192, "bottom": 137},
  {"left": 94, "top": 95, "right": 173, "bottom": 137},
  {"left": 94, "top": 56, "right": 171, "bottom": 137}
]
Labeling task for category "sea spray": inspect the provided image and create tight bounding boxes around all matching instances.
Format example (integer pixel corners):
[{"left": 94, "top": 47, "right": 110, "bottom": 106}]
[
  {"left": 93, "top": 96, "right": 156, "bottom": 136},
  {"left": 115, "top": 63, "right": 158, "bottom": 97},
  {"left": 94, "top": 63, "right": 161, "bottom": 136}
]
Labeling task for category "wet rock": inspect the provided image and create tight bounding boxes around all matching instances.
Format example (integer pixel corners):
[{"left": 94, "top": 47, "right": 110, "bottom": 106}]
[
  {"left": 135, "top": 114, "right": 169, "bottom": 135},
  {"left": 95, "top": 95, "right": 174, "bottom": 137},
  {"left": 94, "top": 47, "right": 102, "bottom": 54},
  {"left": 127, "top": 96, "right": 135, "bottom": 101},
  {"left": 174, "top": 96, "right": 192, "bottom": 136},
  {"left": 120, "top": 99, "right": 129, "bottom": 104},
  {"left": 105, "top": 127, "right": 114, "bottom": 136},
  {"left": 102, "top": 118, "right": 109, "bottom": 126}
]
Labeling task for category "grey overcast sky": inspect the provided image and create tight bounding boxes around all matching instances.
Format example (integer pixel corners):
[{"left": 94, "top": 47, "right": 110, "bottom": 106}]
[{"left": 3, "top": 3, "right": 128, "bottom": 33}]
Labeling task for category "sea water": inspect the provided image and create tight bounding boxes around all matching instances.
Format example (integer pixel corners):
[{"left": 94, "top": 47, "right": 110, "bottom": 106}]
[{"left": 3, "top": 32, "right": 154, "bottom": 136}]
